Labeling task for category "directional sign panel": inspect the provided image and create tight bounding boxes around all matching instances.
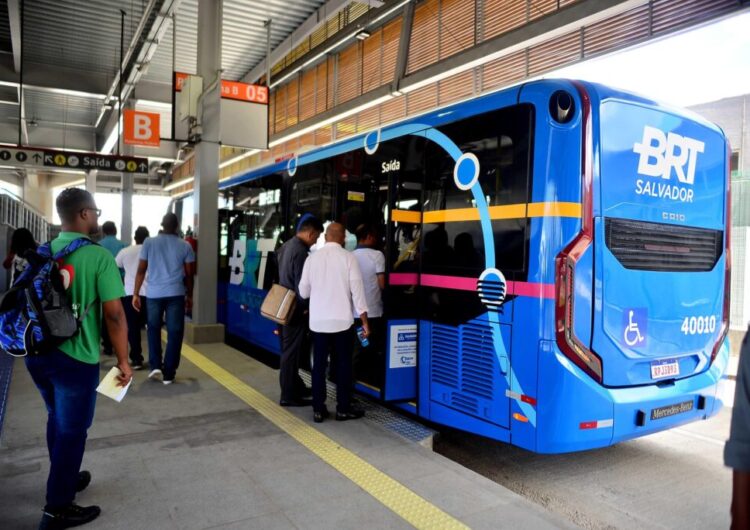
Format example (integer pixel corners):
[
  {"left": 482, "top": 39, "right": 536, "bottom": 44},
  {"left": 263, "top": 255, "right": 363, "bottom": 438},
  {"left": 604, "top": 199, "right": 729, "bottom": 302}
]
[
  {"left": 0, "top": 147, "right": 46, "bottom": 167},
  {"left": 0, "top": 147, "right": 149, "bottom": 174},
  {"left": 42, "top": 150, "right": 149, "bottom": 173}
]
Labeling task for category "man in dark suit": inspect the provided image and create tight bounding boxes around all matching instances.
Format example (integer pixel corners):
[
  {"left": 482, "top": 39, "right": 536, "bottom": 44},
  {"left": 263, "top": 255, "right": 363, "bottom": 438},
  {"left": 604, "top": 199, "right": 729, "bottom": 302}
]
[{"left": 276, "top": 216, "right": 323, "bottom": 406}]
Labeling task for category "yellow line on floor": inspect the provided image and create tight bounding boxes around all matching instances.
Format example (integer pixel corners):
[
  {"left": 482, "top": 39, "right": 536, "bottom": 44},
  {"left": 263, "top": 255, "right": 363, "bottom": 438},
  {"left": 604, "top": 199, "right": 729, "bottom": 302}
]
[{"left": 180, "top": 342, "right": 468, "bottom": 530}]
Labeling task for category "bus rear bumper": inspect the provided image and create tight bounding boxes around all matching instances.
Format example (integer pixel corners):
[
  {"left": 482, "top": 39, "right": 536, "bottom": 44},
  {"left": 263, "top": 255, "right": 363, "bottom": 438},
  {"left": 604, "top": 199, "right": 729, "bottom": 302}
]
[
  {"left": 536, "top": 339, "right": 729, "bottom": 453},
  {"left": 608, "top": 339, "right": 728, "bottom": 446}
]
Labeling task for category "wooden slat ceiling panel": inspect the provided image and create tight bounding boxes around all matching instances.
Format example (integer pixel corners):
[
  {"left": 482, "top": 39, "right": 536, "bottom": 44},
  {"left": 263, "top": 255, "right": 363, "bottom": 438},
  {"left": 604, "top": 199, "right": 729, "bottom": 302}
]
[
  {"left": 584, "top": 4, "right": 650, "bottom": 58},
  {"left": 439, "top": 0, "right": 476, "bottom": 60},
  {"left": 362, "top": 28, "right": 384, "bottom": 93},
  {"left": 439, "top": 69, "right": 475, "bottom": 106},
  {"left": 481, "top": 49, "right": 527, "bottom": 92},
  {"left": 527, "top": 30, "right": 580, "bottom": 77},
  {"left": 406, "top": 83, "right": 438, "bottom": 117},
  {"left": 407, "top": 0, "right": 440, "bottom": 73}
]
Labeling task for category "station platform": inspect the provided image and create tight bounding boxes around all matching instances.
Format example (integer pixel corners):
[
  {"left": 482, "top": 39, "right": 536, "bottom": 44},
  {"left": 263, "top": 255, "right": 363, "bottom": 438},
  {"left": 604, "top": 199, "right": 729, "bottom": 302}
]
[{"left": 0, "top": 340, "right": 574, "bottom": 530}]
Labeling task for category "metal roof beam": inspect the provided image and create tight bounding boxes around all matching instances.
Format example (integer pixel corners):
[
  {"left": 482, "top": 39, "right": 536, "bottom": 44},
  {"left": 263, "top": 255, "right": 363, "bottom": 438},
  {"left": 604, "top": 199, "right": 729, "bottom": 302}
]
[
  {"left": 241, "top": 0, "right": 359, "bottom": 85},
  {"left": 7, "top": 0, "right": 21, "bottom": 73}
]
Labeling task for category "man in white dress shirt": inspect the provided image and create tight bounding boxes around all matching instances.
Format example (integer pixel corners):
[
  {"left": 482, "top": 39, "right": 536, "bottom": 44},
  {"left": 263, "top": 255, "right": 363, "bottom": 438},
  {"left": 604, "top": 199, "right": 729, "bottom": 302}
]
[
  {"left": 115, "top": 226, "right": 149, "bottom": 369},
  {"left": 299, "top": 222, "right": 369, "bottom": 423}
]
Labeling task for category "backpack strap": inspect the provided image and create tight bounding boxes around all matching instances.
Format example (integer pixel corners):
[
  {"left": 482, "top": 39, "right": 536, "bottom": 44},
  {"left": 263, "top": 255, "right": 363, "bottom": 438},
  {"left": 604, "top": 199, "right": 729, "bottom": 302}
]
[
  {"left": 77, "top": 298, "right": 99, "bottom": 324},
  {"left": 52, "top": 237, "right": 94, "bottom": 261}
]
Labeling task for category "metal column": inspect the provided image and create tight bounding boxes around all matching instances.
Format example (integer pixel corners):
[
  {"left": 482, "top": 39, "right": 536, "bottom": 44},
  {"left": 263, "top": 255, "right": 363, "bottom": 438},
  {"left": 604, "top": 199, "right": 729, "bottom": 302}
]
[
  {"left": 193, "top": 0, "right": 222, "bottom": 325},
  {"left": 85, "top": 170, "right": 97, "bottom": 195},
  {"left": 121, "top": 102, "right": 134, "bottom": 245},
  {"left": 121, "top": 174, "right": 134, "bottom": 245}
]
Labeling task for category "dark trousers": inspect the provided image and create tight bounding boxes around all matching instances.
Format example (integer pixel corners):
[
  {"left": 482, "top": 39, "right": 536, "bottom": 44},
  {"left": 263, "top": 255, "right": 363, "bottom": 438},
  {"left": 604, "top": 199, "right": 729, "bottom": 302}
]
[
  {"left": 354, "top": 317, "right": 385, "bottom": 387},
  {"left": 280, "top": 316, "right": 310, "bottom": 401},
  {"left": 123, "top": 295, "right": 147, "bottom": 365},
  {"left": 25, "top": 350, "right": 99, "bottom": 508},
  {"left": 312, "top": 328, "right": 353, "bottom": 413},
  {"left": 146, "top": 296, "right": 185, "bottom": 381}
]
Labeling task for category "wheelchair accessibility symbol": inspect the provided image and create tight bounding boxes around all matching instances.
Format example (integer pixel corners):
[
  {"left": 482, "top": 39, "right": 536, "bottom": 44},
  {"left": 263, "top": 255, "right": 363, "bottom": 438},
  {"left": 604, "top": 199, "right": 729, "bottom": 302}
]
[{"left": 623, "top": 308, "right": 647, "bottom": 347}]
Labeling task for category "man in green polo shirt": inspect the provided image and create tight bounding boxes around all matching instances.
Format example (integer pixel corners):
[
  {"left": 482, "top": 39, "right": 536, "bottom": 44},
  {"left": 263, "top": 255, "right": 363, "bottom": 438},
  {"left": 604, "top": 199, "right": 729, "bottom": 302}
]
[{"left": 25, "top": 188, "right": 132, "bottom": 529}]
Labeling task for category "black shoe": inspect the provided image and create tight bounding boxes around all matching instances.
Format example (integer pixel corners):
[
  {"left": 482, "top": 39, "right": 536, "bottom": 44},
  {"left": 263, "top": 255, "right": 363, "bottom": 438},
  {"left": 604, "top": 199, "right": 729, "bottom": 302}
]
[
  {"left": 313, "top": 408, "right": 330, "bottom": 423},
  {"left": 75, "top": 471, "right": 91, "bottom": 493},
  {"left": 40, "top": 503, "right": 101, "bottom": 529},
  {"left": 336, "top": 409, "right": 365, "bottom": 421},
  {"left": 131, "top": 362, "right": 144, "bottom": 371},
  {"left": 279, "top": 398, "right": 312, "bottom": 407}
]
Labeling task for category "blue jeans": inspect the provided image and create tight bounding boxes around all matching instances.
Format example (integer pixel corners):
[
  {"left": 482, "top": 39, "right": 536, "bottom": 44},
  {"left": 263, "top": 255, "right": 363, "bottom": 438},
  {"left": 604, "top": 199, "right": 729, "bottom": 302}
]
[
  {"left": 146, "top": 296, "right": 185, "bottom": 380},
  {"left": 25, "top": 350, "right": 99, "bottom": 508}
]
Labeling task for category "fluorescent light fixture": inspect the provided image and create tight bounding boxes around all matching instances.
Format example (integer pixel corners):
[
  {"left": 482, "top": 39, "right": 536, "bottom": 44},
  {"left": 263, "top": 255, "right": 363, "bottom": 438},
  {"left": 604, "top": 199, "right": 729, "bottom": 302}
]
[
  {"left": 355, "top": 30, "right": 371, "bottom": 41},
  {"left": 135, "top": 99, "right": 173, "bottom": 110},
  {"left": 219, "top": 149, "right": 261, "bottom": 169},
  {"left": 163, "top": 176, "right": 195, "bottom": 192},
  {"left": 100, "top": 117, "right": 123, "bottom": 154}
]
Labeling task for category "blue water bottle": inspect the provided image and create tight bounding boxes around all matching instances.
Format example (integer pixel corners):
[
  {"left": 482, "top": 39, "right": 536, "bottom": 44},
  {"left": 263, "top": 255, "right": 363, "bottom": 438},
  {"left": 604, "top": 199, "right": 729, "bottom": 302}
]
[{"left": 356, "top": 326, "right": 370, "bottom": 347}]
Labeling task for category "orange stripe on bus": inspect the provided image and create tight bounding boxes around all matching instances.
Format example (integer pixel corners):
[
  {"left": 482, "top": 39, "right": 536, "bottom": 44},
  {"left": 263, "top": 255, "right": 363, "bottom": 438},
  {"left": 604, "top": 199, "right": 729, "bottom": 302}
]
[
  {"left": 392, "top": 203, "right": 580, "bottom": 224},
  {"left": 527, "top": 202, "right": 581, "bottom": 218},
  {"left": 391, "top": 210, "right": 422, "bottom": 223}
]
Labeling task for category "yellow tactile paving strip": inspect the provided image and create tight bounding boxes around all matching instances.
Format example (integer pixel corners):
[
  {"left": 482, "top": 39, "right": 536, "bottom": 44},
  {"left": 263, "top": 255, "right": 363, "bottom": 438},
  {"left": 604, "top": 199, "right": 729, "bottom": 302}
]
[{"left": 180, "top": 341, "right": 469, "bottom": 530}]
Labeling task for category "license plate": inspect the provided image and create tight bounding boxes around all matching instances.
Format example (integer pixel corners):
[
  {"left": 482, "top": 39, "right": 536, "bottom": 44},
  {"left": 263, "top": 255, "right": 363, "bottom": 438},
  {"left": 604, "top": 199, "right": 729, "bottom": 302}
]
[
  {"left": 651, "top": 400, "right": 694, "bottom": 420},
  {"left": 651, "top": 359, "right": 680, "bottom": 379}
]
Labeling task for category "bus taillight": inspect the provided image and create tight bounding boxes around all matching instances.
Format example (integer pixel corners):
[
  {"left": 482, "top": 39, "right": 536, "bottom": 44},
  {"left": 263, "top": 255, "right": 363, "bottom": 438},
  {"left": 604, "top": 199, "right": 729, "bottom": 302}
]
[
  {"left": 711, "top": 146, "right": 732, "bottom": 365},
  {"left": 555, "top": 242, "right": 603, "bottom": 383}
]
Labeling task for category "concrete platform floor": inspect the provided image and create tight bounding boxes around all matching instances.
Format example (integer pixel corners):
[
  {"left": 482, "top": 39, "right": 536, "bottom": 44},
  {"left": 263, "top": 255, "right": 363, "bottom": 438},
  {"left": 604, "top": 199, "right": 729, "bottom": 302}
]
[{"left": 0, "top": 341, "right": 575, "bottom": 530}]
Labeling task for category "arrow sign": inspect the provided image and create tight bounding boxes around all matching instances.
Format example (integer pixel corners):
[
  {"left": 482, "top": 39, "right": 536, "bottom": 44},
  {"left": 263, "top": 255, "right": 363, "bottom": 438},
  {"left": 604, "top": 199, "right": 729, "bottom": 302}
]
[{"left": 0, "top": 146, "right": 149, "bottom": 174}]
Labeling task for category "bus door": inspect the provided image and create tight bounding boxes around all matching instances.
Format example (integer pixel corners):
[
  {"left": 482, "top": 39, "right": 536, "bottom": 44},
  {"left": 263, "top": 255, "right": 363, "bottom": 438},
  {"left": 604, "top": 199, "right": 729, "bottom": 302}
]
[
  {"left": 334, "top": 135, "right": 427, "bottom": 402},
  {"left": 334, "top": 148, "right": 385, "bottom": 392}
]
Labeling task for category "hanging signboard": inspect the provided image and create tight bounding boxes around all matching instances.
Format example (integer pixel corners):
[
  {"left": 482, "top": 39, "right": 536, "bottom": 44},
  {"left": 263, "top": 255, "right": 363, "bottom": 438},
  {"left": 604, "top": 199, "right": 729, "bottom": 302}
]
[
  {"left": 124, "top": 109, "right": 161, "bottom": 148},
  {"left": 172, "top": 71, "right": 269, "bottom": 150},
  {"left": 0, "top": 146, "right": 148, "bottom": 173}
]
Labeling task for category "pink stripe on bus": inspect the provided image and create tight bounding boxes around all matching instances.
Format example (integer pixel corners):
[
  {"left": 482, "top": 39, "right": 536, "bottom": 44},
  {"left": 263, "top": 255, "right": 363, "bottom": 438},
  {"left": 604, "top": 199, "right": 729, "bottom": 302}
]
[
  {"left": 506, "top": 281, "right": 556, "bottom": 300},
  {"left": 389, "top": 273, "right": 555, "bottom": 300},
  {"left": 389, "top": 273, "right": 418, "bottom": 285},
  {"left": 421, "top": 274, "right": 477, "bottom": 291}
]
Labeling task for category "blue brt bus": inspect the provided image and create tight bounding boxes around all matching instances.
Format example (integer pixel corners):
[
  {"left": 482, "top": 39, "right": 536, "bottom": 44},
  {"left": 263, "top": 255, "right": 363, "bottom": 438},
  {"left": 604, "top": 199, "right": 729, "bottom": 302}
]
[{"left": 212, "top": 79, "right": 730, "bottom": 453}]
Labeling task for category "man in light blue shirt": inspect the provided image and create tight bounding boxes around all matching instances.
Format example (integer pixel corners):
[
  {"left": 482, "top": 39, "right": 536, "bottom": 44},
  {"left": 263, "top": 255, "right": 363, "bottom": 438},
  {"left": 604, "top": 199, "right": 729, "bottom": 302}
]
[
  {"left": 98, "top": 221, "right": 127, "bottom": 355},
  {"left": 132, "top": 213, "right": 195, "bottom": 384},
  {"left": 99, "top": 221, "right": 127, "bottom": 258}
]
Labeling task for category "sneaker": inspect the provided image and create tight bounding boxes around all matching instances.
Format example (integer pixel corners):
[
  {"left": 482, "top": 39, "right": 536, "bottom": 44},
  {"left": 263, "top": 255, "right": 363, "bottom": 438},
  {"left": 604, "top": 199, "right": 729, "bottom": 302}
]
[
  {"left": 131, "top": 362, "right": 144, "bottom": 371},
  {"left": 39, "top": 503, "right": 101, "bottom": 529},
  {"left": 148, "top": 369, "right": 162, "bottom": 380},
  {"left": 75, "top": 470, "right": 91, "bottom": 493},
  {"left": 163, "top": 379, "right": 174, "bottom": 385}
]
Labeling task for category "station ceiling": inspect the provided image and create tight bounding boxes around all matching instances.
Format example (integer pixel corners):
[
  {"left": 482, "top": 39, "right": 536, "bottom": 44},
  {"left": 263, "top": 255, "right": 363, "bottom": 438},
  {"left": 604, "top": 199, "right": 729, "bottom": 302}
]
[{"left": 0, "top": 0, "right": 329, "bottom": 156}]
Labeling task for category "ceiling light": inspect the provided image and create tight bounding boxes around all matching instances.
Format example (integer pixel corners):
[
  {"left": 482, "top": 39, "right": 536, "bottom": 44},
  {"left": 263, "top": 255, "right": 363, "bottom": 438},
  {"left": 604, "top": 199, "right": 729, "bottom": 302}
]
[
  {"left": 163, "top": 176, "right": 195, "bottom": 192},
  {"left": 355, "top": 30, "right": 371, "bottom": 41}
]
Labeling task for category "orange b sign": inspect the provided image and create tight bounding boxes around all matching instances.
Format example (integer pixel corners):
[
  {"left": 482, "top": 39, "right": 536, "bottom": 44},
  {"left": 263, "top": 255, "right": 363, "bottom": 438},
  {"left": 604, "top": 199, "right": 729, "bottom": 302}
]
[{"left": 124, "top": 110, "right": 160, "bottom": 147}]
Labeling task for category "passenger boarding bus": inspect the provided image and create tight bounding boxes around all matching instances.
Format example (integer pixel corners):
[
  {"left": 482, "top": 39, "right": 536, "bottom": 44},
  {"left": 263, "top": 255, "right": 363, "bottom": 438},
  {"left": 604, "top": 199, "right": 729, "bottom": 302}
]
[{"left": 208, "top": 79, "right": 730, "bottom": 453}]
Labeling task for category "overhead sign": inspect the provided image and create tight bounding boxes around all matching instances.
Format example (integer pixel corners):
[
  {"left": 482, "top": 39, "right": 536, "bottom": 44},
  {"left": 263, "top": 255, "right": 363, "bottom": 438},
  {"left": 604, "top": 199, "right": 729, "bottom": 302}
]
[
  {"left": 172, "top": 71, "right": 269, "bottom": 150},
  {"left": 0, "top": 147, "right": 45, "bottom": 167},
  {"left": 174, "top": 72, "right": 269, "bottom": 104},
  {"left": 0, "top": 146, "right": 149, "bottom": 174},
  {"left": 124, "top": 109, "right": 161, "bottom": 148}
]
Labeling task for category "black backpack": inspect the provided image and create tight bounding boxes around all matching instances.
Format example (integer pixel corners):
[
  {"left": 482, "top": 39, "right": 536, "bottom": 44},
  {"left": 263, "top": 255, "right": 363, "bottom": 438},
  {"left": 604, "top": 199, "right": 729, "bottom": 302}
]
[{"left": 0, "top": 238, "right": 96, "bottom": 357}]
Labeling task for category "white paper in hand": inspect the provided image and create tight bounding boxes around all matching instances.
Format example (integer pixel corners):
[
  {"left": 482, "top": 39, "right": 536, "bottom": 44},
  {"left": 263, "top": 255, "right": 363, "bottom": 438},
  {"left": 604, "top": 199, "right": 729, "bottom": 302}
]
[{"left": 96, "top": 366, "right": 132, "bottom": 403}]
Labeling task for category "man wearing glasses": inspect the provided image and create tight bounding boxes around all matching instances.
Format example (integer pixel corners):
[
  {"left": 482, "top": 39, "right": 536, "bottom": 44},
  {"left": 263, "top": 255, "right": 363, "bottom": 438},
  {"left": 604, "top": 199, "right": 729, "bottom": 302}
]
[{"left": 26, "top": 188, "right": 132, "bottom": 528}]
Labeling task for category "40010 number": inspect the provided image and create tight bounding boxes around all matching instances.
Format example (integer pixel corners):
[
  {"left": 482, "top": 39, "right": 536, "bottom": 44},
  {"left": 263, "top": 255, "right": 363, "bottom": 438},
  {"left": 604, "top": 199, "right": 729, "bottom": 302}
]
[{"left": 681, "top": 315, "right": 717, "bottom": 335}]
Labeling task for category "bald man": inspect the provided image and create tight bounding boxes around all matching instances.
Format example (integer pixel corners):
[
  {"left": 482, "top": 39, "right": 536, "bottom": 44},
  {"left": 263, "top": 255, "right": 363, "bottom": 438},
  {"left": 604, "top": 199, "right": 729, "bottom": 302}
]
[{"left": 298, "top": 222, "right": 369, "bottom": 423}]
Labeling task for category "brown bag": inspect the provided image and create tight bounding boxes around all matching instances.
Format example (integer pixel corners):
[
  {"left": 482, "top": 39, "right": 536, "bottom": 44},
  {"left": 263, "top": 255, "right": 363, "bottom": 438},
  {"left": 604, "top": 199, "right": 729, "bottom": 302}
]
[{"left": 260, "top": 284, "right": 297, "bottom": 325}]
